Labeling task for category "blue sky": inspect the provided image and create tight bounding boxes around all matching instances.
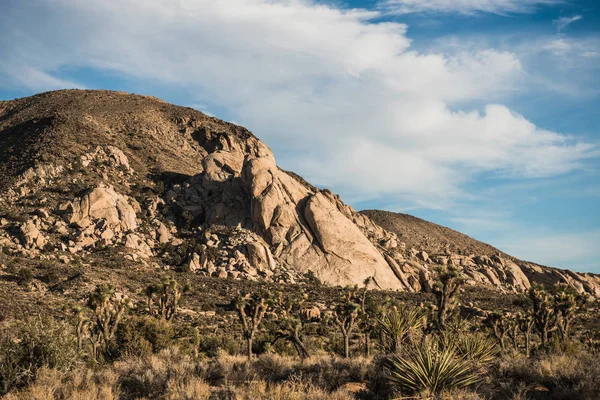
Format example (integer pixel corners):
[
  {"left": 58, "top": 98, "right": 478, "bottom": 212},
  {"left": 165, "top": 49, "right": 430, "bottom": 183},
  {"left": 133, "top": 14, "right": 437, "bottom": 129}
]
[{"left": 0, "top": 0, "right": 599, "bottom": 272}]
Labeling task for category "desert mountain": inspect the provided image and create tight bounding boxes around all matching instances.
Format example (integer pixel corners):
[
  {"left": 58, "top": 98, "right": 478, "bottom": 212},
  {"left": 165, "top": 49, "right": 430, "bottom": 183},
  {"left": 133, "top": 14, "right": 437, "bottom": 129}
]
[{"left": 0, "top": 90, "right": 598, "bottom": 296}]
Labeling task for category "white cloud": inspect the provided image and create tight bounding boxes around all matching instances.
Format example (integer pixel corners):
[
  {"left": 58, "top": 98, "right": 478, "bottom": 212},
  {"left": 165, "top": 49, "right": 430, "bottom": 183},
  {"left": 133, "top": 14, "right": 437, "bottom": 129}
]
[
  {"left": 0, "top": 62, "right": 82, "bottom": 92},
  {"left": 380, "top": 0, "right": 559, "bottom": 15},
  {"left": 0, "top": 0, "right": 596, "bottom": 206},
  {"left": 554, "top": 15, "right": 582, "bottom": 33}
]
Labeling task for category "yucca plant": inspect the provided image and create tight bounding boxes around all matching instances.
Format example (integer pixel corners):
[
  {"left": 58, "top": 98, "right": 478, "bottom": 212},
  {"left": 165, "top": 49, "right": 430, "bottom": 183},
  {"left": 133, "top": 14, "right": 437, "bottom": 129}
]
[
  {"left": 385, "top": 338, "right": 481, "bottom": 397},
  {"left": 453, "top": 332, "right": 500, "bottom": 364},
  {"left": 377, "top": 306, "right": 426, "bottom": 353}
]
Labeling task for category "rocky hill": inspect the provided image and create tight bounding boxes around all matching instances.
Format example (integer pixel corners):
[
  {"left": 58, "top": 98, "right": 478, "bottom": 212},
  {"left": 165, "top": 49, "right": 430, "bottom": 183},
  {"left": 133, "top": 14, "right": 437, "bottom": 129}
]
[
  {"left": 360, "top": 210, "right": 506, "bottom": 257},
  {"left": 0, "top": 89, "right": 598, "bottom": 298}
]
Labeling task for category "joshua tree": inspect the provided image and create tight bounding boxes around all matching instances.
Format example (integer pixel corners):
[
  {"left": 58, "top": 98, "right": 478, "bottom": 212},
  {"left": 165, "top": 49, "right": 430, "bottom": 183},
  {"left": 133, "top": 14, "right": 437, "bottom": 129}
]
[
  {"left": 516, "top": 312, "right": 534, "bottom": 357},
  {"left": 358, "top": 277, "right": 376, "bottom": 356},
  {"left": 72, "top": 305, "right": 88, "bottom": 351},
  {"left": 528, "top": 284, "right": 558, "bottom": 345},
  {"left": 87, "top": 284, "right": 128, "bottom": 360},
  {"left": 145, "top": 284, "right": 158, "bottom": 315},
  {"left": 233, "top": 290, "right": 271, "bottom": 361},
  {"left": 506, "top": 317, "right": 520, "bottom": 351},
  {"left": 485, "top": 312, "right": 509, "bottom": 350},
  {"left": 553, "top": 283, "right": 587, "bottom": 342},
  {"left": 145, "top": 278, "right": 187, "bottom": 321},
  {"left": 272, "top": 290, "right": 311, "bottom": 359},
  {"left": 432, "top": 265, "right": 465, "bottom": 329},
  {"left": 330, "top": 287, "right": 361, "bottom": 358},
  {"left": 274, "top": 317, "right": 310, "bottom": 359}
]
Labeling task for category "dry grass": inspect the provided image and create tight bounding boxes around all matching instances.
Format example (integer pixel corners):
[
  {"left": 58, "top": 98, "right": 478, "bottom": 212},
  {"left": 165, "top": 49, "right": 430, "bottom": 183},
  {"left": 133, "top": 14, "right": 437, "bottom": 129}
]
[
  {"left": 4, "top": 344, "right": 600, "bottom": 400},
  {"left": 2, "top": 348, "right": 366, "bottom": 400},
  {"left": 3, "top": 367, "right": 119, "bottom": 400},
  {"left": 489, "top": 348, "right": 600, "bottom": 400}
]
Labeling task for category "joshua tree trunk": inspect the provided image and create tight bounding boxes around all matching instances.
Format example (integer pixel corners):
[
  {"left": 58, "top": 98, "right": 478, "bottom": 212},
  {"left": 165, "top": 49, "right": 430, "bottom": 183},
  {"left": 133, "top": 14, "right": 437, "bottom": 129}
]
[
  {"left": 292, "top": 336, "right": 310, "bottom": 359},
  {"left": 364, "top": 333, "right": 370, "bottom": 357},
  {"left": 246, "top": 335, "right": 254, "bottom": 361},
  {"left": 343, "top": 333, "right": 350, "bottom": 358}
]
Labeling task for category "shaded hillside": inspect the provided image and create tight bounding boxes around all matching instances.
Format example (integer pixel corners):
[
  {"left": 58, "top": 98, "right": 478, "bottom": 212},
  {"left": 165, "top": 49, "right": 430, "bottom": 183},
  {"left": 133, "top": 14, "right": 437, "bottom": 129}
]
[
  {"left": 361, "top": 209, "right": 506, "bottom": 257},
  {"left": 0, "top": 89, "right": 257, "bottom": 191}
]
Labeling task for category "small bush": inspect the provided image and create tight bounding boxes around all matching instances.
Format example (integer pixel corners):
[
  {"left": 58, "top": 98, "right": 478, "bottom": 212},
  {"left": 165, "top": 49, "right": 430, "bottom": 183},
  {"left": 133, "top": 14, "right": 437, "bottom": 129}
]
[
  {"left": 0, "top": 316, "right": 81, "bottom": 394},
  {"left": 197, "top": 334, "right": 239, "bottom": 358},
  {"left": 16, "top": 268, "right": 33, "bottom": 287},
  {"left": 115, "top": 316, "right": 174, "bottom": 357}
]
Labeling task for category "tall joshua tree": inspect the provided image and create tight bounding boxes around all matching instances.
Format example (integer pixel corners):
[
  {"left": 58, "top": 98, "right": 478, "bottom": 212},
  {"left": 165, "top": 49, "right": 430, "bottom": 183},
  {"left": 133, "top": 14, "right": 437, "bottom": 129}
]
[
  {"left": 233, "top": 290, "right": 271, "bottom": 361},
  {"left": 331, "top": 287, "right": 361, "bottom": 358},
  {"left": 87, "top": 283, "right": 128, "bottom": 360},
  {"left": 528, "top": 284, "right": 558, "bottom": 345},
  {"left": 358, "top": 277, "right": 376, "bottom": 357},
  {"left": 272, "top": 290, "right": 311, "bottom": 359},
  {"left": 516, "top": 312, "right": 534, "bottom": 357},
  {"left": 145, "top": 278, "right": 188, "bottom": 321},
  {"left": 432, "top": 265, "right": 465, "bottom": 329},
  {"left": 486, "top": 311, "right": 509, "bottom": 350},
  {"left": 553, "top": 283, "right": 587, "bottom": 342}
]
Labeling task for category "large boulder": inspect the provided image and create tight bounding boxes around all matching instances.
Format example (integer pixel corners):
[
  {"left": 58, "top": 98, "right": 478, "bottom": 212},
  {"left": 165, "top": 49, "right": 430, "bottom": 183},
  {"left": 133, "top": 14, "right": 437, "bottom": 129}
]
[
  {"left": 303, "top": 192, "right": 402, "bottom": 289},
  {"left": 19, "top": 220, "right": 46, "bottom": 249},
  {"left": 63, "top": 185, "right": 138, "bottom": 231}
]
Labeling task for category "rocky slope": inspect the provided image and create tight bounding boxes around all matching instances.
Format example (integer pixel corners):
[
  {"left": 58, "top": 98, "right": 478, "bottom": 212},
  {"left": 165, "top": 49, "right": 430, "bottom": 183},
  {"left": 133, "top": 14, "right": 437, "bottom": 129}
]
[{"left": 0, "top": 90, "right": 598, "bottom": 296}]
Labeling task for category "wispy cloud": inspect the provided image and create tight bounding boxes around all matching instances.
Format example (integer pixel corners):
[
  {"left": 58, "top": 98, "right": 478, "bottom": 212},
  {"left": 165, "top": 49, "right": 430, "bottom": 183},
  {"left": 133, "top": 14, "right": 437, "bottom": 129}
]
[
  {"left": 380, "top": 0, "right": 559, "bottom": 15},
  {"left": 554, "top": 15, "right": 583, "bottom": 33},
  {"left": 0, "top": 62, "right": 83, "bottom": 92},
  {"left": 0, "top": 0, "right": 595, "bottom": 207}
]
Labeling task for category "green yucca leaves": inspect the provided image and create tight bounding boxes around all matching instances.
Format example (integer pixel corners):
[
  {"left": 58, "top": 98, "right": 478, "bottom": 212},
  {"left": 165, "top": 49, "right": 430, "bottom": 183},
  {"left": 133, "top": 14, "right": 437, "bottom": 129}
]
[
  {"left": 452, "top": 333, "right": 500, "bottom": 364},
  {"left": 377, "top": 306, "right": 425, "bottom": 353},
  {"left": 385, "top": 338, "right": 481, "bottom": 397}
]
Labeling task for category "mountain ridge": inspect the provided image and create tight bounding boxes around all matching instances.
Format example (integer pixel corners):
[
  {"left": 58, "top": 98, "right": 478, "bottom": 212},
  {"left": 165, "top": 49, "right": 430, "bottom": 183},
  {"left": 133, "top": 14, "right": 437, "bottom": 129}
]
[{"left": 0, "top": 89, "right": 598, "bottom": 297}]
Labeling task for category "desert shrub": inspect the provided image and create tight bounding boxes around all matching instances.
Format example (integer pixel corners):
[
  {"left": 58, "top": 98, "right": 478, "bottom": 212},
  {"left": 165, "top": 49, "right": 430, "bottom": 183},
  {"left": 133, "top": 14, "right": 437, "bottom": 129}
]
[
  {"left": 5, "top": 259, "right": 19, "bottom": 275},
  {"left": 202, "top": 352, "right": 369, "bottom": 392},
  {"left": 318, "top": 356, "right": 370, "bottom": 391},
  {"left": 197, "top": 333, "right": 239, "bottom": 357},
  {"left": 115, "top": 315, "right": 174, "bottom": 357},
  {"left": 252, "top": 353, "right": 295, "bottom": 382},
  {"left": 42, "top": 268, "right": 61, "bottom": 285},
  {"left": 0, "top": 316, "right": 81, "bottom": 394},
  {"left": 16, "top": 268, "right": 33, "bottom": 287},
  {"left": 384, "top": 337, "right": 481, "bottom": 398},
  {"left": 115, "top": 347, "right": 199, "bottom": 399},
  {"left": 491, "top": 349, "right": 600, "bottom": 400}
]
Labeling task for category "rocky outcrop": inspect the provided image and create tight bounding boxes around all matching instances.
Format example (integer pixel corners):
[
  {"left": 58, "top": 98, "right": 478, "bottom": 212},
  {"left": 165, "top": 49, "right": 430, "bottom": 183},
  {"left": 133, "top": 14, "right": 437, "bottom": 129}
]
[
  {"left": 0, "top": 90, "right": 597, "bottom": 296},
  {"left": 61, "top": 184, "right": 138, "bottom": 232},
  {"left": 19, "top": 219, "right": 46, "bottom": 249},
  {"left": 171, "top": 149, "right": 406, "bottom": 289}
]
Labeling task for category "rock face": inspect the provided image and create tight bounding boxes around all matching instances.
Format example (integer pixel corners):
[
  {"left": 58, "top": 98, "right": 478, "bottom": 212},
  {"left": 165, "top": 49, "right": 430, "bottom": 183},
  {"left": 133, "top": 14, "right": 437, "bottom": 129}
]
[
  {"left": 0, "top": 89, "right": 598, "bottom": 296},
  {"left": 62, "top": 185, "right": 138, "bottom": 232},
  {"left": 173, "top": 152, "right": 405, "bottom": 289}
]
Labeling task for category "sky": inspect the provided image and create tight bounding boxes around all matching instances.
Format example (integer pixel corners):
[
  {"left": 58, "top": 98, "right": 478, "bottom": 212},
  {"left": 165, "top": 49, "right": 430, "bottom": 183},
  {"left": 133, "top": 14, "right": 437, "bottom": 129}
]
[{"left": 0, "top": 0, "right": 599, "bottom": 272}]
